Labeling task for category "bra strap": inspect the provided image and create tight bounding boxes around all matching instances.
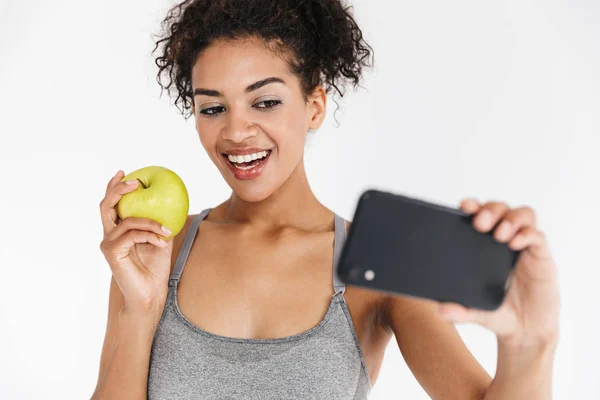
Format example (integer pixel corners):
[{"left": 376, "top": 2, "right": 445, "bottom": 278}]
[
  {"left": 333, "top": 213, "right": 347, "bottom": 295},
  {"left": 168, "top": 208, "right": 212, "bottom": 287}
]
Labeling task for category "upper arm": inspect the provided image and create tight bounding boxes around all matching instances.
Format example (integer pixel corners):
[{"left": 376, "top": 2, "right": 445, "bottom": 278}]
[
  {"left": 383, "top": 294, "right": 492, "bottom": 400},
  {"left": 94, "top": 214, "right": 195, "bottom": 389}
]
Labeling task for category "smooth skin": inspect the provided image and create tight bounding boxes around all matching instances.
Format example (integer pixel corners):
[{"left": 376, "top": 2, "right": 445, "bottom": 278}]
[{"left": 93, "top": 36, "right": 559, "bottom": 399}]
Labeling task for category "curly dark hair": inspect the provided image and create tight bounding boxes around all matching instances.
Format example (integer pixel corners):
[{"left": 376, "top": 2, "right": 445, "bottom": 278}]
[{"left": 151, "top": 0, "right": 374, "bottom": 124}]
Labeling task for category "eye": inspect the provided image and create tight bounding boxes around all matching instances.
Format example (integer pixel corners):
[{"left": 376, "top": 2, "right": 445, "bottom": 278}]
[
  {"left": 254, "top": 100, "right": 281, "bottom": 109},
  {"left": 199, "top": 100, "right": 281, "bottom": 117},
  {"left": 199, "top": 106, "right": 226, "bottom": 116}
]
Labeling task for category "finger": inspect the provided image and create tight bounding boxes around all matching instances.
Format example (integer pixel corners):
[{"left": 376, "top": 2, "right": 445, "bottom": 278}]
[
  {"left": 107, "top": 230, "right": 168, "bottom": 262},
  {"left": 437, "top": 301, "right": 517, "bottom": 335},
  {"left": 101, "top": 170, "right": 125, "bottom": 230},
  {"left": 102, "top": 179, "right": 140, "bottom": 231},
  {"left": 107, "top": 171, "right": 126, "bottom": 225},
  {"left": 472, "top": 201, "right": 510, "bottom": 233},
  {"left": 508, "top": 226, "right": 552, "bottom": 259},
  {"left": 438, "top": 301, "right": 482, "bottom": 323},
  {"left": 108, "top": 217, "right": 173, "bottom": 242},
  {"left": 493, "top": 206, "right": 537, "bottom": 243},
  {"left": 459, "top": 198, "right": 481, "bottom": 214},
  {"left": 105, "top": 170, "right": 123, "bottom": 196},
  {"left": 510, "top": 228, "right": 556, "bottom": 283},
  {"left": 100, "top": 179, "right": 140, "bottom": 236}
]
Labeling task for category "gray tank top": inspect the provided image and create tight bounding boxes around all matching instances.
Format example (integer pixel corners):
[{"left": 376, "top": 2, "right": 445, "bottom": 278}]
[{"left": 147, "top": 208, "right": 372, "bottom": 399}]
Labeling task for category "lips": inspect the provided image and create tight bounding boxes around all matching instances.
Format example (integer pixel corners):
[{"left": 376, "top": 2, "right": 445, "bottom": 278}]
[{"left": 222, "top": 149, "right": 272, "bottom": 180}]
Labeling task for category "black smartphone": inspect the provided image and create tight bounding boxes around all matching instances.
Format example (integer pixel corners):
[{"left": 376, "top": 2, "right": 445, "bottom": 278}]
[{"left": 337, "top": 189, "right": 521, "bottom": 311}]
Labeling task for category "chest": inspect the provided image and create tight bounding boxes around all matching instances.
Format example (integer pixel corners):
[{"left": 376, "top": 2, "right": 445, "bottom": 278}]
[
  {"left": 177, "top": 226, "right": 344, "bottom": 337},
  {"left": 173, "top": 223, "right": 392, "bottom": 385}
]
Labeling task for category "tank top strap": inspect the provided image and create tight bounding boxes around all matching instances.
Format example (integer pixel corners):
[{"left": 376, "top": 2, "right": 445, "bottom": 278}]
[
  {"left": 168, "top": 208, "right": 212, "bottom": 287},
  {"left": 332, "top": 213, "right": 347, "bottom": 295}
]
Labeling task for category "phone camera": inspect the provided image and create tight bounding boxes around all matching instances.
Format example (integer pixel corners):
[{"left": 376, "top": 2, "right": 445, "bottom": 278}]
[
  {"left": 364, "top": 270, "right": 375, "bottom": 281},
  {"left": 349, "top": 265, "right": 361, "bottom": 280}
]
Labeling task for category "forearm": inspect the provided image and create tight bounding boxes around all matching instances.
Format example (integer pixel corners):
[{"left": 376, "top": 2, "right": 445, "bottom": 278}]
[
  {"left": 91, "top": 307, "right": 161, "bottom": 400},
  {"left": 482, "top": 335, "right": 558, "bottom": 400}
]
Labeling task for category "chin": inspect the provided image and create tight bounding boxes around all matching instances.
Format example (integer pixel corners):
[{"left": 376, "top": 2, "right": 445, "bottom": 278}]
[{"left": 230, "top": 186, "right": 275, "bottom": 203}]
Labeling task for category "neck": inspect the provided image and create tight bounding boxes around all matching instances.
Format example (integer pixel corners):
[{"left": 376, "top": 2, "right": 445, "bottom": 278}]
[{"left": 215, "top": 157, "right": 332, "bottom": 232}]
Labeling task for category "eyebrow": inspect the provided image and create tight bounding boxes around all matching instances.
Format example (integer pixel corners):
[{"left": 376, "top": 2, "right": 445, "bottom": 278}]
[{"left": 193, "top": 76, "right": 286, "bottom": 97}]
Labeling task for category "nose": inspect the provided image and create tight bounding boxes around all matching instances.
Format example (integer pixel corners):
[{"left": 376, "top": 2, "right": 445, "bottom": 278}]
[{"left": 220, "top": 106, "right": 259, "bottom": 143}]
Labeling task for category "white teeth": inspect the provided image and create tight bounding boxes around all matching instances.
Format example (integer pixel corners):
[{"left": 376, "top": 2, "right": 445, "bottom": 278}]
[
  {"left": 234, "top": 164, "right": 258, "bottom": 170},
  {"left": 227, "top": 150, "right": 269, "bottom": 164}
]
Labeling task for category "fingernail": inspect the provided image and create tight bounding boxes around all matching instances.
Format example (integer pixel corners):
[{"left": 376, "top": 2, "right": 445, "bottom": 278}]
[
  {"left": 496, "top": 221, "right": 512, "bottom": 240},
  {"left": 125, "top": 179, "right": 138, "bottom": 185},
  {"left": 161, "top": 225, "right": 172, "bottom": 235},
  {"left": 477, "top": 210, "right": 492, "bottom": 226}
]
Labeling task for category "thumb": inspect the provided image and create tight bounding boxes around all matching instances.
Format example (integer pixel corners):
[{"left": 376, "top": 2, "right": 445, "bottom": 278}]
[
  {"left": 437, "top": 302, "right": 517, "bottom": 337},
  {"left": 438, "top": 302, "right": 493, "bottom": 326}
]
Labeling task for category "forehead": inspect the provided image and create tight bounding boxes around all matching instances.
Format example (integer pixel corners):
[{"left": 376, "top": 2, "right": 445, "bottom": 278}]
[{"left": 191, "top": 37, "right": 295, "bottom": 88}]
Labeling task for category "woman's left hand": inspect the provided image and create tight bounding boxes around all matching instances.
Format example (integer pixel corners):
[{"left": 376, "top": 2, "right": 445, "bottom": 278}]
[{"left": 437, "top": 199, "right": 560, "bottom": 347}]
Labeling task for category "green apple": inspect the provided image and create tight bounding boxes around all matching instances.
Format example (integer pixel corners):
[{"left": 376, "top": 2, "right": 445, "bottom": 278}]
[{"left": 117, "top": 166, "right": 189, "bottom": 241}]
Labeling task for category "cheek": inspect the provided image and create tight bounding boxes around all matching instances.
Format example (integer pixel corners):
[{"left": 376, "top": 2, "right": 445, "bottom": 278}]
[
  {"left": 196, "top": 126, "right": 218, "bottom": 158},
  {"left": 268, "top": 108, "right": 309, "bottom": 149}
]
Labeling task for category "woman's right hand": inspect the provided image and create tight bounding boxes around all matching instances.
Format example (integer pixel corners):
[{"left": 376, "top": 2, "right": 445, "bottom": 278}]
[{"left": 99, "top": 170, "right": 175, "bottom": 312}]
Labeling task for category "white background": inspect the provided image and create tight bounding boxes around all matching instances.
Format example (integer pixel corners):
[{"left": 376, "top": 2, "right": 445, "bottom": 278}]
[{"left": 1, "top": 0, "right": 598, "bottom": 398}]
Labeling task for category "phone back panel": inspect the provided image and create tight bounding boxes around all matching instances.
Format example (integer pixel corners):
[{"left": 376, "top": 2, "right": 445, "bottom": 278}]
[{"left": 337, "top": 190, "right": 520, "bottom": 310}]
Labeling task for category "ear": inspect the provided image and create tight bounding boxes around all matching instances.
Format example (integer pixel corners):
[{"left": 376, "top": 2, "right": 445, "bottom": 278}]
[{"left": 306, "top": 85, "right": 327, "bottom": 131}]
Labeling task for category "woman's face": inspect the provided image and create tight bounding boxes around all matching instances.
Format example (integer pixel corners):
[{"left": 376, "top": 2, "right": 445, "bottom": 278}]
[{"left": 190, "top": 37, "right": 326, "bottom": 203}]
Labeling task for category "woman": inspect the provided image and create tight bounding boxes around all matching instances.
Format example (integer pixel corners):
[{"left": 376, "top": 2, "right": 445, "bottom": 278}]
[{"left": 92, "top": 0, "right": 560, "bottom": 398}]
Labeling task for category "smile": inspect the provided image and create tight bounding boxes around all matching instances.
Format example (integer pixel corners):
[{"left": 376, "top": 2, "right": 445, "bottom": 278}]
[{"left": 222, "top": 149, "right": 272, "bottom": 180}]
